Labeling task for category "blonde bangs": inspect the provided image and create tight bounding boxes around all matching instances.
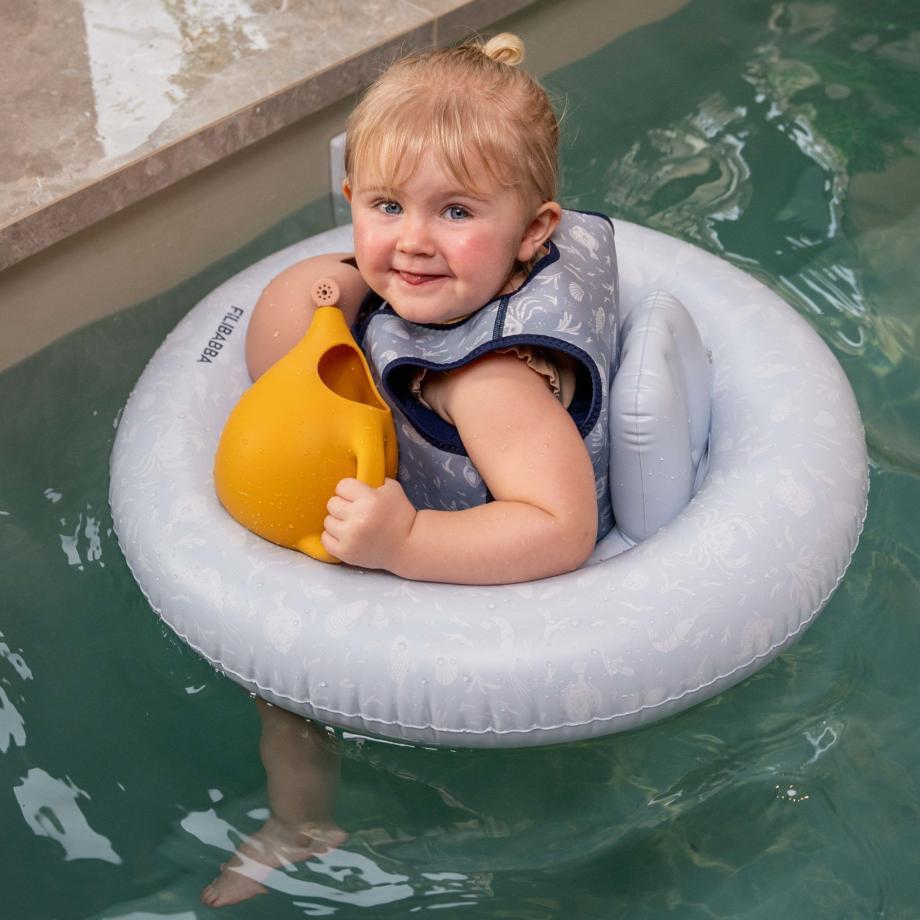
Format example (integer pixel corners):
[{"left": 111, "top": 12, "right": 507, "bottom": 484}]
[
  {"left": 345, "top": 38, "right": 559, "bottom": 205},
  {"left": 348, "top": 94, "right": 520, "bottom": 197}
]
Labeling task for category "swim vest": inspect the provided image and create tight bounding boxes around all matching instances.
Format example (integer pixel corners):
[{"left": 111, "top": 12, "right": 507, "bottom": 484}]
[{"left": 358, "top": 209, "right": 619, "bottom": 538}]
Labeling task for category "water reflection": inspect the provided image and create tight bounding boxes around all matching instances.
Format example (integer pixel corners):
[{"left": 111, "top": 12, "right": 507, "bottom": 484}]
[
  {"left": 3, "top": 1, "right": 920, "bottom": 916},
  {"left": 0, "top": 630, "right": 30, "bottom": 753},
  {"left": 602, "top": 92, "right": 752, "bottom": 249},
  {"left": 191, "top": 700, "right": 347, "bottom": 907},
  {"left": 13, "top": 767, "right": 122, "bottom": 864},
  {"left": 584, "top": 0, "right": 920, "bottom": 476},
  {"left": 3, "top": 630, "right": 124, "bottom": 867},
  {"left": 57, "top": 502, "right": 107, "bottom": 571},
  {"left": 0, "top": 686, "right": 26, "bottom": 753},
  {"left": 175, "top": 702, "right": 505, "bottom": 911}
]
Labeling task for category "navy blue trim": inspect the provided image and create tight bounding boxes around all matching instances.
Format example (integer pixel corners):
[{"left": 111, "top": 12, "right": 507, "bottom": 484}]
[
  {"left": 528, "top": 237, "right": 560, "bottom": 279},
  {"left": 359, "top": 209, "right": 612, "bottom": 455},
  {"left": 401, "top": 309, "right": 482, "bottom": 332},
  {"left": 574, "top": 208, "right": 615, "bottom": 235},
  {"left": 385, "top": 366, "right": 467, "bottom": 454},
  {"left": 492, "top": 295, "right": 510, "bottom": 340},
  {"left": 352, "top": 291, "right": 385, "bottom": 346},
  {"left": 498, "top": 335, "right": 603, "bottom": 438},
  {"left": 380, "top": 336, "right": 602, "bottom": 456},
  {"left": 353, "top": 224, "right": 584, "bottom": 341},
  {"left": 351, "top": 214, "right": 603, "bottom": 340}
]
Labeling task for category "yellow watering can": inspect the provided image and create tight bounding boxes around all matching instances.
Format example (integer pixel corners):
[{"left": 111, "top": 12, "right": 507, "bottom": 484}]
[{"left": 214, "top": 278, "right": 398, "bottom": 562}]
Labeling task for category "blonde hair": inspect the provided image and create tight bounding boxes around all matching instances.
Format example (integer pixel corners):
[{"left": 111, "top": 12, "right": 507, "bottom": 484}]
[{"left": 344, "top": 34, "right": 559, "bottom": 209}]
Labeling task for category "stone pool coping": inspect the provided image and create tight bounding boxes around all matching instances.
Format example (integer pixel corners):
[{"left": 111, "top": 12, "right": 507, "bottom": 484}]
[
  {"left": 1, "top": 0, "right": 687, "bottom": 371},
  {"left": 2, "top": 0, "right": 537, "bottom": 272}
]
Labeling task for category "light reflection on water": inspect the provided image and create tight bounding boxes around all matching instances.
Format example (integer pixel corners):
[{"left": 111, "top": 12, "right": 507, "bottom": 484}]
[
  {"left": 1, "top": 0, "right": 919, "bottom": 917},
  {"left": 566, "top": 0, "right": 919, "bottom": 480}
]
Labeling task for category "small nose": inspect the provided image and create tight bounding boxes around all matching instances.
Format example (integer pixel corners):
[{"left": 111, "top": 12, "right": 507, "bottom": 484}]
[{"left": 396, "top": 212, "right": 434, "bottom": 256}]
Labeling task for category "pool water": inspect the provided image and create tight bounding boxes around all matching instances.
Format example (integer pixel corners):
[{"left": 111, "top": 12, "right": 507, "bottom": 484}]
[{"left": 2, "top": 0, "right": 918, "bottom": 916}]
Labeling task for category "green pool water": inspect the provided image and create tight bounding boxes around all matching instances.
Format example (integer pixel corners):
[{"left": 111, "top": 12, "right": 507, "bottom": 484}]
[{"left": 2, "top": 0, "right": 918, "bottom": 916}]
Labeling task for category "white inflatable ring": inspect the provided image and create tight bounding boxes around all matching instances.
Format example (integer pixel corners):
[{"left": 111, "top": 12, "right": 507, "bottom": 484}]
[{"left": 110, "top": 220, "right": 868, "bottom": 748}]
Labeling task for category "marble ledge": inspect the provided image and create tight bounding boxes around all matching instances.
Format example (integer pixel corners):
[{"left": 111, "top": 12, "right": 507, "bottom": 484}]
[{"left": 0, "top": 0, "right": 535, "bottom": 272}]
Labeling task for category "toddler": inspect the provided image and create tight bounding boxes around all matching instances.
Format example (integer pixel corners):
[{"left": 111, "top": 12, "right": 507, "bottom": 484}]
[
  {"left": 246, "top": 33, "right": 619, "bottom": 585},
  {"left": 203, "top": 33, "right": 620, "bottom": 907}
]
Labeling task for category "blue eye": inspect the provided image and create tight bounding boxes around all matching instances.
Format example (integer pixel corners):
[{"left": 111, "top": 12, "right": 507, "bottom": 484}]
[
  {"left": 446, "top": 206, "right": 470, "bottom": 221},
  {"left": 377, "top": 201, "right": 402, "bottom": 215}
]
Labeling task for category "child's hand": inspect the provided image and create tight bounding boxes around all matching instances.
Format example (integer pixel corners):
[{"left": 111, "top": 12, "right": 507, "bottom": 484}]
[{"left": 321, "top": 478, "right": 416, "bottom": 572}]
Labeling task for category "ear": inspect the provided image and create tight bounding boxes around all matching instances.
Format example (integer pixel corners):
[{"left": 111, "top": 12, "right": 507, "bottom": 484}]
[
  {"left": 342, "top": 178, "right": 353, "bottom": 203},
  {"left": 517, "top": 201, "right": 563, "bottom": 264}
]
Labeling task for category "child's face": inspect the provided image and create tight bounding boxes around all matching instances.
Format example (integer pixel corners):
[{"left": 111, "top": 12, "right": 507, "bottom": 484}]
[{"left": 345, "top": 153, "right": 535, "bottom": 324}]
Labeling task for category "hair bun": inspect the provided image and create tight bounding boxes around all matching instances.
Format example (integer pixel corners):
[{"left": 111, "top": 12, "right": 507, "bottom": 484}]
[{"left": 480, "top": 32, "right": 525, "bottom": 66}]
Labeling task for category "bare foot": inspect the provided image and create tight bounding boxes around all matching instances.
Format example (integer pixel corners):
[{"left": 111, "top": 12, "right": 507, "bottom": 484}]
[{"left": 200, "top": 816, "right": 349, "bottom": 908}]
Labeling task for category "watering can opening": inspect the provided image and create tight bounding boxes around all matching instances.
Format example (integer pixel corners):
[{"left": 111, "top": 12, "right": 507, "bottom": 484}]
[{"left": 318, "top": 343, "right": 388, "bottom": 412}]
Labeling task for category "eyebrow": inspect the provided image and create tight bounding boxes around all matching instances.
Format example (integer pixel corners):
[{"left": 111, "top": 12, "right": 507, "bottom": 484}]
[
  {"left": 356, "top": 185, "right": 399, "bottom": 198},
  {"left": 356, "top": 184, "right": 491, "bottom": 203}
]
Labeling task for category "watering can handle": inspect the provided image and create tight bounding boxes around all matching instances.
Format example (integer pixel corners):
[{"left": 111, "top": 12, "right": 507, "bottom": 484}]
[{"left": 354, "top": 427, "right": 388, "bottom": 488}]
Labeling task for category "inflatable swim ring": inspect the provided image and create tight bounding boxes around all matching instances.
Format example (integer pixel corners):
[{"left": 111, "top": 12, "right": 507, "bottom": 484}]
[{"left": 109, "top": 220, "right": 868, "bottom": 748}]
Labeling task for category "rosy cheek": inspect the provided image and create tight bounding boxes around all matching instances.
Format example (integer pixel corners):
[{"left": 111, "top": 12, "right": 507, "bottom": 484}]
[
  {"left": 460, "top": 233, "right": 519, "bottom": 282},
  {"left": 450, "top": 234, "right": 498, "bottom": 266},
  {"left": 353, "top": 225, "right": 385, "bottom": 269}
]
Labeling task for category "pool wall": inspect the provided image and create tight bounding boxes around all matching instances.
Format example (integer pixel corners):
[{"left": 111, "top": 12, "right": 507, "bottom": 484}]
[{"left": 1, "top": 0, "right": 686, "bottom": 372}]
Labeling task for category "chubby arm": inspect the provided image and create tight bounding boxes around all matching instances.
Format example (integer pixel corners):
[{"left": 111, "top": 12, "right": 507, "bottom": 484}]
[
  {"left": 245, "top": 253, "right": 368, "bottom": 380},
  {"left": 321, "top": 352, "right": 598, "bottom": 584}
]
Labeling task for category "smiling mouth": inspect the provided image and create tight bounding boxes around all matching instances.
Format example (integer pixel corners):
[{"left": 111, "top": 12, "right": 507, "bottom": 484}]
[{"left": 395, "top": 270, "right": 447, "bottom": 286}]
